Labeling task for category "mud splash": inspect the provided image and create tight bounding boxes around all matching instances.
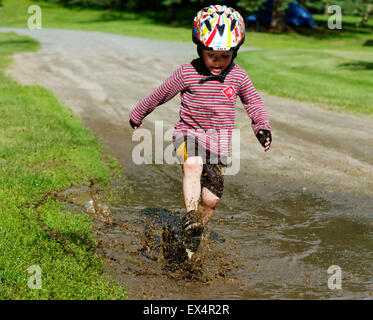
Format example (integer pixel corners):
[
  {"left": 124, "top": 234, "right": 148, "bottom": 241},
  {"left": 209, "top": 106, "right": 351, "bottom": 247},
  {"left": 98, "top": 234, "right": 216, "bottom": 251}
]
[
  {"left": 58, "top": 184, "right": 113, "bottom": 224},
  {"left": 92, "top": 206, "right": 243, "bottom": 299},
  {"left": 88, "top": 163, "right": 373, "bottom": 300}
]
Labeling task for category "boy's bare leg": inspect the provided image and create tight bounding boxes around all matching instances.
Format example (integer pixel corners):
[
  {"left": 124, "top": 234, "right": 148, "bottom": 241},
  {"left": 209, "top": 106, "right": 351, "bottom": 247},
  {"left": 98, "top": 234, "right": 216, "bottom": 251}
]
[
  {"left": 198, "top": 187, "right": 220, "bottom": 226},
  {"left": 182, "top": 156, "right": 203, "bottom": 212}
]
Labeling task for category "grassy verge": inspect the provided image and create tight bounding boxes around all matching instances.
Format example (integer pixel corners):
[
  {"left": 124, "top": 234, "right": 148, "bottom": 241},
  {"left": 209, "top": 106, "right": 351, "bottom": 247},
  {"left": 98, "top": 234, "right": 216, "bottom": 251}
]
[
  {"left": 0, "top": 32, "right": 127, "bottom": 299},
  {"left": 0, "top": 0, "right": 372, "bottom": 115},
  {"left": 236, "top": 48, "right": 373, "bottom": 114},
  {"left": 238, "top": 14, "right": 373, "bottom": 114},
  {"left": 0, "top": 0, "right": 192, "bottom": 41}
]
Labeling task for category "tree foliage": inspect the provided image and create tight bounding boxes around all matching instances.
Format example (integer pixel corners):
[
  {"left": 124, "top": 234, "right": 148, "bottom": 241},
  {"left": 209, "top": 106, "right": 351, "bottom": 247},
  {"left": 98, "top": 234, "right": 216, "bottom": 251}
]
[
  {"left": 42, "top": 0, "right": 372, "bottom": 16},
  {"left": 237, "top": 0, "right": 288, "bottom": 13},
  {"left": 312, "top": 0, "right": 373, "bottom": 26},
  {"left": 333, "top": 0, "right": 373, "bottom": 27},
  {"left": 237, "top": 0, "right": 293, "bottom": 32}
]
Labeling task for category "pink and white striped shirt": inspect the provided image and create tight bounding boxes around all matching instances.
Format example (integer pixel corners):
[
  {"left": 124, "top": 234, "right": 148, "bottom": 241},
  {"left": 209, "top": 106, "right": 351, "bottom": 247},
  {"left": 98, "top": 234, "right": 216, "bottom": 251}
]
[{"left": 129, "top": 60, "right": 270, "bottom": 156}]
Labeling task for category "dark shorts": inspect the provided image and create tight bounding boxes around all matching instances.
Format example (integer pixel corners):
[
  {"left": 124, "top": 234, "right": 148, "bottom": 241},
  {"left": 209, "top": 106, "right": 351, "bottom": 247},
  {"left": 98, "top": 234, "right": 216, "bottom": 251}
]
[{"left": 173, "top": 135, "right": 227, "bottom": 199}]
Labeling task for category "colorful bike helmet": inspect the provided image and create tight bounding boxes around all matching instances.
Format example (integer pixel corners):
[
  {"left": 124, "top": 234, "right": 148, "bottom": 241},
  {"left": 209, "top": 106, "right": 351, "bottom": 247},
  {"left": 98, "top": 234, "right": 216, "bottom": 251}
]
[{"left": 193, "top": 5, "right": 245, "bottom": 51}]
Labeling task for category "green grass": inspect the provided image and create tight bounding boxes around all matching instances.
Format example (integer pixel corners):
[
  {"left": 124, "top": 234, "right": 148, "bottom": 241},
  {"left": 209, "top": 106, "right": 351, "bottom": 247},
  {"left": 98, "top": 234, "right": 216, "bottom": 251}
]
[
  {"left": 0, "top": 32, "right": 127, "bottom": 299},
  {"left": 238, "top": 15, "right": 373, "bottom": 114},
  {"left": 0, "top": 0, "right": 372, "bottom": 114},
  {"left": 236, "top": 48, "right": 373, "bottom": 114},
  {"left": 245, "top": 14, "right": 373, "bottom": 50},
  {"left": 0, "top": 0, "right": 192, "bottom": 41}
]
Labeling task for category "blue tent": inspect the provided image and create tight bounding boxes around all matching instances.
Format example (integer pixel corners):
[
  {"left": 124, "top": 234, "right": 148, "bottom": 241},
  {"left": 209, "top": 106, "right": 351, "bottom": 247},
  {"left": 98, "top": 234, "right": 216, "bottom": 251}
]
[
  {"left": 245, "top": 1, "right": 315, "bottom": 28},
  {"left": 286, "top": 1, "right": 315, "bottom": 27}
]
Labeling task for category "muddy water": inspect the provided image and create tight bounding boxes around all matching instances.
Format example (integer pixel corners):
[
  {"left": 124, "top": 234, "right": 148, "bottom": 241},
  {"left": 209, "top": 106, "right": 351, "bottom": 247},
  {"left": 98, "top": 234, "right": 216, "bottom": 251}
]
[{"left": 91, "top": 124, "right": 373, "bottom": 300}]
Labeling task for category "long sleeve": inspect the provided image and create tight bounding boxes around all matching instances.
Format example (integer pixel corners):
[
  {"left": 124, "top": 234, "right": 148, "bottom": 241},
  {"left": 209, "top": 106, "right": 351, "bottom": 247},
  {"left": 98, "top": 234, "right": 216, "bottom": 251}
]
[
  {"left": 238, "top": 73, "right": 271, "bottom": 134},
  {"left": 129, "top": 66, "right": 185, "bottom": 125}
]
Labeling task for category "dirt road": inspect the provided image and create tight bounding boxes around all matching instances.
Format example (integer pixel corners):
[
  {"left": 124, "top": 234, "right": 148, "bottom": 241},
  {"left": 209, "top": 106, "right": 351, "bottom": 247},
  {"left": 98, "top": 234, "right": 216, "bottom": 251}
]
[{"left": 2, "top": 28, "right": 373, "bottom": 299}]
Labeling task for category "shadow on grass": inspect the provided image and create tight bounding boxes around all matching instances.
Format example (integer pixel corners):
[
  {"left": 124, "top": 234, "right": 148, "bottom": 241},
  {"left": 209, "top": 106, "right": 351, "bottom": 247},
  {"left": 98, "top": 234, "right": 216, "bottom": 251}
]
[
  {"left": 77, "top": 11, "right": 140, "bottom": 23},
  {"left": 0, "top": 38, "right": 38, "bottom": 52},
  {"left": 292, "top": 24, "right": 373, "bottom": 40},
  {"left": 75, "top": 9, "right": 195, "bottom": 29},
  {"left": 339, "top": 61, "right": 373, "bottom": 70},
  {"left": 311, "top": 16, "right": 373, "bottom": 34},
  {"left": 0, "top": 39, "right": 35, "bottom": 45},
  {"left": 77, "top": 10, "right": 373, "bottom": 41}
]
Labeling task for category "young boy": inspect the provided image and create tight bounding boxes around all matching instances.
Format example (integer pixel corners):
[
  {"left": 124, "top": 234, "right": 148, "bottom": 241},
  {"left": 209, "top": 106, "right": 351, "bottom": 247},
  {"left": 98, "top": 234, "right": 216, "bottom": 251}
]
[{"left": 129, "top": 5, "right": 271, "bottom": 259}]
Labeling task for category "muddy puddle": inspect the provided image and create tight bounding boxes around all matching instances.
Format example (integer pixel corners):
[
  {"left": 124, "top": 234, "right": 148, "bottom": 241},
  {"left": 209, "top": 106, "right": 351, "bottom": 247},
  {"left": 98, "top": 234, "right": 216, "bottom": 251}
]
[{"left": 85, "top": 126, "right": 373, "bottom": 300}]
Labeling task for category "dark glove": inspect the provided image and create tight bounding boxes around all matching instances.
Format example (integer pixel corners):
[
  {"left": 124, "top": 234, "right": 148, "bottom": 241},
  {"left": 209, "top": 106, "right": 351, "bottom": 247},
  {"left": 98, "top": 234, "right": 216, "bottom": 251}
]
[
  {"left": 129, "top": 119, "right": 141, "bottom": 129},
  {"left": 256, "top": 129, "right": 272, "bottom": 148}
]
